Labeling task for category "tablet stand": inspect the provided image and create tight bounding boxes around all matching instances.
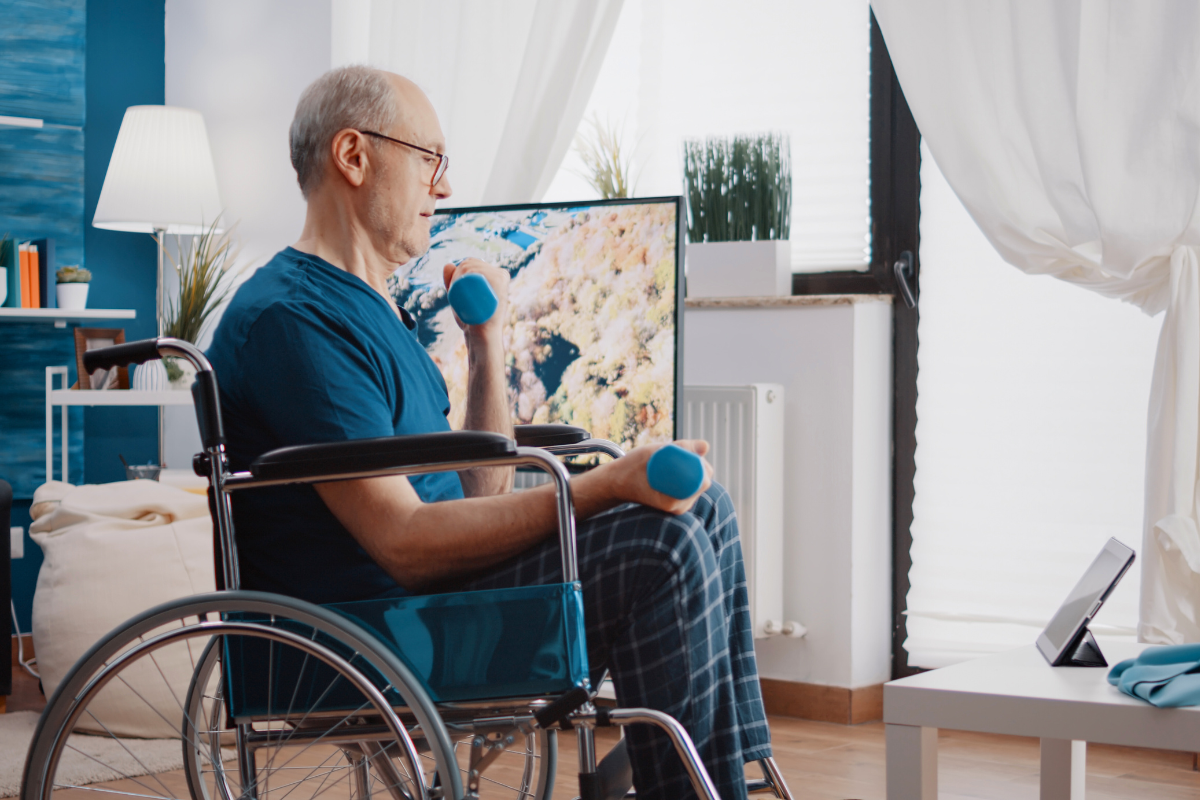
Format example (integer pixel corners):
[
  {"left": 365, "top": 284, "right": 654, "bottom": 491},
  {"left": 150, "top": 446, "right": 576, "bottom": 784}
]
[{"left": 1055, "top": 626, "right": 1107, "bottom": 667}]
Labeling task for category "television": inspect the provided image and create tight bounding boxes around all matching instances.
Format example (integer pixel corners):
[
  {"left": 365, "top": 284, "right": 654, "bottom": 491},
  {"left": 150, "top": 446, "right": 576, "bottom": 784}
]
[{"left": 388, "top": 196, "right": 686, "bottom": 454}]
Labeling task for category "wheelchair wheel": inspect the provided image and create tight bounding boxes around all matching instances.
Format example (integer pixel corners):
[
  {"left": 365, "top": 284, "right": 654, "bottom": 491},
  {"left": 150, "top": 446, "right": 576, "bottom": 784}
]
[
  {"left": 21, "top": 591, "right": 462, "bottom": 800},
  {"left": 185, "top": 637, "right": 557, "bottom": 800}
]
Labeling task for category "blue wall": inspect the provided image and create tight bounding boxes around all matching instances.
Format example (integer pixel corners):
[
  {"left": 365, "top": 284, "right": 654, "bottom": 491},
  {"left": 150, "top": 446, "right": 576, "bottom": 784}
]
[
  {"left": 9, "top": 0, "right": 164, "bottom": 634},
  {"left": 83, "top": 0, "right": 164, "bottom": 484}
]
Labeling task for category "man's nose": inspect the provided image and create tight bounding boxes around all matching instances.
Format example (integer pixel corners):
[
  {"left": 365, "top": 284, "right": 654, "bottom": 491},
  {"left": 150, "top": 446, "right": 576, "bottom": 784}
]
[{"left": 433, "top": 173, "right": 452, "bottom": 201}]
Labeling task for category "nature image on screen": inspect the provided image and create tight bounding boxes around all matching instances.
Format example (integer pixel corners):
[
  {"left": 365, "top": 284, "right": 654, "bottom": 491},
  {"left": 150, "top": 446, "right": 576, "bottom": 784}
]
[{"left": 388, "top": 201, "right": 678, "bottom": 452}]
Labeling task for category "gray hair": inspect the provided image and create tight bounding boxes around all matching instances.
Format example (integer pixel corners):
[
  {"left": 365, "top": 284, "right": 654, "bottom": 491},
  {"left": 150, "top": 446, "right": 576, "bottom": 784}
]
[{"left": 289, "top": 65, "right": 400, "bottom": 198}]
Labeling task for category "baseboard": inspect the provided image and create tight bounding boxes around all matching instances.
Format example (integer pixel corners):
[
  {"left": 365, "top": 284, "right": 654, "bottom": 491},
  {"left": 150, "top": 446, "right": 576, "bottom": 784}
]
[{"left": 759, "top": 678, "right": 883, "bottom": 724}]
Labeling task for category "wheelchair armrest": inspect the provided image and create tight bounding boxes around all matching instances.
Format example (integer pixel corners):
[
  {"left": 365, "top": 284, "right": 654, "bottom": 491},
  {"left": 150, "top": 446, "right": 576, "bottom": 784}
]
[
  {"left": 249, "top": 431, "right": 517, "bottom": 482},
  {"left": 513, "top": 424, "right": 591, "bottom": 448}
]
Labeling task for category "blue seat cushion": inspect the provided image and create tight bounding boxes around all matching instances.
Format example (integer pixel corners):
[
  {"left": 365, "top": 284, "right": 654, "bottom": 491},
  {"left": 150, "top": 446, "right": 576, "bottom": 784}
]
[{"left": 223, "top": 583, "right": 589, "bottom": 719}]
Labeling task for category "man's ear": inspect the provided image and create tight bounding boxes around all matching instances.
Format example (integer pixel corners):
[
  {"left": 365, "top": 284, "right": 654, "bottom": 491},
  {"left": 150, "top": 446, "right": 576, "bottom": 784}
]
[{"left": 329, "top": 128, "right": 370, "bottom": 188}]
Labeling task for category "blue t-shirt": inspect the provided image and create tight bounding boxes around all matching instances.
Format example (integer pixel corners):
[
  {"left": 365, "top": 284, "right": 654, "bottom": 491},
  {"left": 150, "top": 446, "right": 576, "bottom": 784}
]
[{"left": 206, "top": 247, "right": 464, "bottom": 604}]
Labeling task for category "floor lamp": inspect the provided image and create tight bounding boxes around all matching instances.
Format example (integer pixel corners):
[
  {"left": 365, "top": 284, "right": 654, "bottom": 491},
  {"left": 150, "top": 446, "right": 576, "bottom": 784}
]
[{"left": 91, "top": 105, "right": 223, "bottom": 468}]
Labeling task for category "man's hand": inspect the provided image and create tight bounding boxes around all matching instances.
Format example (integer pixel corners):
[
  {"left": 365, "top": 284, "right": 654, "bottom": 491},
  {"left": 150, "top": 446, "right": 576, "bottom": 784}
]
[
  {"left": 574, "top": 439, "right": 714, "bottom": 516},
  {"left": 443, "top": 259, "right": 509, "bottom": 343}
]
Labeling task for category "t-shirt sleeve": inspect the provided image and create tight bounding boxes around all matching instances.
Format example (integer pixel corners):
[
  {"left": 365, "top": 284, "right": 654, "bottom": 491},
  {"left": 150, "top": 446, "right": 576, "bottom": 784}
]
[{"left": 238, "top": 302, "right": 396, "bottom": 445}]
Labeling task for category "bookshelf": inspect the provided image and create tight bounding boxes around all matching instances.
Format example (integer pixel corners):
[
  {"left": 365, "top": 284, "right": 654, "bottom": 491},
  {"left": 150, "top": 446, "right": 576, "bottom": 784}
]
[
  {"left": 45, "top": 366, "right": 192, "bottom": 484},
  {"left": 0, "top": 308, "right": 136, "bottom": 327}
]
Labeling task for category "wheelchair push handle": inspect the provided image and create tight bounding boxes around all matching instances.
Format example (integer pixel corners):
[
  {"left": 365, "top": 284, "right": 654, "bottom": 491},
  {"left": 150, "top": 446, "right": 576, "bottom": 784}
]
[
  {"left": 82, "top": 337, "right": 165, "bottom": 373},
  {"left": 647, "top": 444, "right": 706, "bottom": 500},
  {"left": 447, "top": 272, "right": 498, "bottom": 325},
  {"left": 84, "top": 337, "right": 226, "bottom": 450}
]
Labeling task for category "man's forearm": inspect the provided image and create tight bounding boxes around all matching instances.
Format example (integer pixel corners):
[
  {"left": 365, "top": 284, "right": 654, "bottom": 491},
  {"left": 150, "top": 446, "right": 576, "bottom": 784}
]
[
  {"left": 459, "top": 333, "right": 514, "bottom": 497},
  {"left": 323, "top": 467, "right": 627, "bottom": 592}
]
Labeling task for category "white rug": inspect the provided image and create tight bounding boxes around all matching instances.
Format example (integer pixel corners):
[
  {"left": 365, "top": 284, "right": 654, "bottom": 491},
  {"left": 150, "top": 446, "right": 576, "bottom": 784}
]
[{"left": 0, "top": 711, "right": 185, "bottom": 798}]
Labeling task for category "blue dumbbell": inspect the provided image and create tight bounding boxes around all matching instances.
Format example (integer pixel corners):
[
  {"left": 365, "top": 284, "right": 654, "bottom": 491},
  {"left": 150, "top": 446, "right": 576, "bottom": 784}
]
[
  {"left": 646, "top": 444, "right": 706, "bottom": 499},
  {"left": 448, "top": 273, "right": 498, "bottom": 325}
]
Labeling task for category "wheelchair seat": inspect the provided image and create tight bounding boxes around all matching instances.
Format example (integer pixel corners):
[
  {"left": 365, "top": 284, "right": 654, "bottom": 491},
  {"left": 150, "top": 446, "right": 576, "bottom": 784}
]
[{"left": 225, "top": 582, "right": 589, "bottom": 718}]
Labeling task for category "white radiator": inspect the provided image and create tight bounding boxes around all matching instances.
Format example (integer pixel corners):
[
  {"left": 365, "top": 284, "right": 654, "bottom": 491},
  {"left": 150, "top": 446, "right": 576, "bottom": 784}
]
[{"left": 682, "top": 384, "right": 788, "bottom": 639}]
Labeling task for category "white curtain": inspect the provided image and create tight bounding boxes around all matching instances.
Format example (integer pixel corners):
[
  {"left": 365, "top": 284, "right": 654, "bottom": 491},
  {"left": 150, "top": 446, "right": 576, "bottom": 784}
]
[
  {"left": 872, "top": 1, "right": 1200, "bottom": 643},
  {"left": 330, "top": 0, "right": 623, "bottom": 207}
]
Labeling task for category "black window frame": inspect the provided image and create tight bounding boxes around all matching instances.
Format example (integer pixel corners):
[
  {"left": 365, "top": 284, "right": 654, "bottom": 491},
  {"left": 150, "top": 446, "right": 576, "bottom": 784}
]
[{"left": 790, "top": 9, "right": 923, "bottom": 679}]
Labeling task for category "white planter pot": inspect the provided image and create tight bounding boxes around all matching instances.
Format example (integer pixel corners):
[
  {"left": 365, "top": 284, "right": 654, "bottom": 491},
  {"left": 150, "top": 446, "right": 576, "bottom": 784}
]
[
  {"left": 0, "top": 267, "right": 6, "bottom": 305},
  {"left": 132, "top": 359, "right": 169, "bottom": 391},
  {"left": 56, "top": 282, "right": 90, "bottom": 309},
  {"left": 167, "top": 357, "right": 197, "bottom": 391},
  {"left": 686, "top": 240, "right": 791, "bottom": 298}
]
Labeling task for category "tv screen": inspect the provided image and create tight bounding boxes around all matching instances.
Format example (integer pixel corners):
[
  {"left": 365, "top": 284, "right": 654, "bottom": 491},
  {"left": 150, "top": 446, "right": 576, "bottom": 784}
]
[{"left": 388, "top": 197, "right": 685, "bottom": 454}]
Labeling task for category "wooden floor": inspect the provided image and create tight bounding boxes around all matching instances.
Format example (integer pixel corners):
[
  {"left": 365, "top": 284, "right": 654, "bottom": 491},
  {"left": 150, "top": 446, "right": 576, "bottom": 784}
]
[{"left": 9, "top": 651, "right": 1200, "bottom": 799}]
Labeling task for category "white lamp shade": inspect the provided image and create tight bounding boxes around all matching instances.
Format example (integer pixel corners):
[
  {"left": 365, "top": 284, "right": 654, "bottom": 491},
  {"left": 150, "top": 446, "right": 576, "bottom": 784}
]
[{"left": 92, "top": 106, "right": 224, "bottom": 235}]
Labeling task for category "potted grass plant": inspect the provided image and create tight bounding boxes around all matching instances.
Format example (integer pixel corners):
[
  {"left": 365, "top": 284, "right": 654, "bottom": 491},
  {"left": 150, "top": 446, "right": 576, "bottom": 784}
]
[
  {"left": 134, "top": 220, "right": 238, "bottom": 390},
  {"left": 683, "top": 132, "right": 792, "bottom": 297}
]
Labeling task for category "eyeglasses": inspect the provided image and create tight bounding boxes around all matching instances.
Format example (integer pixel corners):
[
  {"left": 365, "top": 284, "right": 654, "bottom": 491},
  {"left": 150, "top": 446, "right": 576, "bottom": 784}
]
[{"left": 358, "top": 130, "right": 449, "bottom": 189}]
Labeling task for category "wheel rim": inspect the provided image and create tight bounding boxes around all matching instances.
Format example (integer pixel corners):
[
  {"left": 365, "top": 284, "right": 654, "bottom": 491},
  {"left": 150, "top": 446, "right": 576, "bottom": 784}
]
[{"left": 20, "top": 593, "right": 461, "bottom": 800}]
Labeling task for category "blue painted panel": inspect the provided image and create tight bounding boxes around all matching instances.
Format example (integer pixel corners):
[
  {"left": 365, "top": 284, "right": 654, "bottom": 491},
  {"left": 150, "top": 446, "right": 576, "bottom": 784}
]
[
  {"left": 0, "top": 125, "right": 85, "bottom": 267},
  {"left": 0, "top": 323, "right": 83, "bottom": 498},
  {"left": 0, "top": 0, "right": 86, "bottom": 126}
]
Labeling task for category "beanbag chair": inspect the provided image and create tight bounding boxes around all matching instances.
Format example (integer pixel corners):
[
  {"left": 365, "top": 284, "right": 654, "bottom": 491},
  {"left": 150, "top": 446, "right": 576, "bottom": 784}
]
[{"left": 30, "top": 479, "right": 215, "bottom": 737}]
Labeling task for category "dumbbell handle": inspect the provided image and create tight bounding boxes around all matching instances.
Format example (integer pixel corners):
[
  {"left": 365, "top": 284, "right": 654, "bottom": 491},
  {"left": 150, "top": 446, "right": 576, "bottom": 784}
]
[
  {"left": 646, "top": 444, "right": 706, "bottom": 500},
  {"left": 448, "top": 273, "right": 498, "bottom": 325}
]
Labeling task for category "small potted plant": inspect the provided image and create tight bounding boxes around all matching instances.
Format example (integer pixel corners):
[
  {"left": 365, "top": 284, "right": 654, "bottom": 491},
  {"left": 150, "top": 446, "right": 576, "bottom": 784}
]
[
  {"left": 683, "top": 132, "right": 792, "bottom": 298},
  {"left": 139, "top": 219, "right": 238, "bottom": 390},
  {"left": 56, "top": 266, "right": 92, "bottom": 309},
  {"left": 572, "top": 114, "right": 638, "bottom": 199}
]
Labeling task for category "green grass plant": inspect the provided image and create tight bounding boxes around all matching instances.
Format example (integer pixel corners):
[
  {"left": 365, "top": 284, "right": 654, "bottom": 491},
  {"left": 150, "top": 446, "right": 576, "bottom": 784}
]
[
  {"left": 573, "top": 114, "right": 638, "bottom": 199},
  {"left": 683, "top": 132, "right": 791, "bottom": 243}
]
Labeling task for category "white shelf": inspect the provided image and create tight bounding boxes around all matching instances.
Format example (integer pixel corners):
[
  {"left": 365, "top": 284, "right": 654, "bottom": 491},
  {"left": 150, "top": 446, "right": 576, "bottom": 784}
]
[
  {"left": 49, "top": 389, "right": 193, "bottom": 407},
  {"left": 0, "top": 308, "right": 137, "bottom": 323}
]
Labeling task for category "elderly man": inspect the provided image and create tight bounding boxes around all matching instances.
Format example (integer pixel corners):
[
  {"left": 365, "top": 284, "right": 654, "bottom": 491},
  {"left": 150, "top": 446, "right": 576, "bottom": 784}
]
[{"left": 206, "top": 65, "right": 771, "bottom": 800}]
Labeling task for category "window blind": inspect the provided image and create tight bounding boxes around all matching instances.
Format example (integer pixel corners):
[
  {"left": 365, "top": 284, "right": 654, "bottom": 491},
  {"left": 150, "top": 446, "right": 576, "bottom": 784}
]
[
  {"left": 543, "top": 0, "right": 872, "bottom": 273},
  {"left": 906, "top": 146, "right": 1161, "bottom": 668}
]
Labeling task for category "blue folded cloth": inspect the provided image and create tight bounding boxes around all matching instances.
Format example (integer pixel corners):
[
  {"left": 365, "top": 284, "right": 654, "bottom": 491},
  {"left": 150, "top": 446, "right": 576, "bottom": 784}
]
[{"left": 1108, "top": 643, "right": 1200, "bottom": 707}]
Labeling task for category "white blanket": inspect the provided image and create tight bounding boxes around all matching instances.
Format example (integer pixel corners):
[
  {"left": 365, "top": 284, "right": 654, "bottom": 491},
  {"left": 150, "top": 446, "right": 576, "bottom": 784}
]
[{"left": 31, "top": 479, "right": 215, "bottom": 738}]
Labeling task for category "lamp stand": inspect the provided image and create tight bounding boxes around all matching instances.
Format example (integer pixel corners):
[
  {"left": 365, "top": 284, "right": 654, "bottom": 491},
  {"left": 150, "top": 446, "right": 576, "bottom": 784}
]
[{"left": 155, "top": 226, "right": 166, "bottom": 469}]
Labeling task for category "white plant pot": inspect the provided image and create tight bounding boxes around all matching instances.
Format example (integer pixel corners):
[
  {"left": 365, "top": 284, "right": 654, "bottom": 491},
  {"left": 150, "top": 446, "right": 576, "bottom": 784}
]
[
  {"left": 132, "top": 359, "right": 169, "bottom": 391},
  {"left": 167, "top": 357, "right": 197, "bottom": 391},
  {"left": 56, "top": 282, "right": 90, "bottom": 309},
  {"left": 686, "top": 240, "right": 791, "bottom": 299}
]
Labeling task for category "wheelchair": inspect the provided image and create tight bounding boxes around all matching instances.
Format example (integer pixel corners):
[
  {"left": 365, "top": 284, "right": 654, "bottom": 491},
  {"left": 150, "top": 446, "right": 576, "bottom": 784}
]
[{"left": 20, "top": 337, "right": 793, "bottom": 800}]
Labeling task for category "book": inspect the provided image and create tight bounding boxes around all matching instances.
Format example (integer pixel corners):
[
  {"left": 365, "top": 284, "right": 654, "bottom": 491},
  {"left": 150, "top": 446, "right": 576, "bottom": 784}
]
[
  {"left": 19, "top": 243, "right": 30, "bottom": 308},
  {"left": 0, "top": 238, "right": 17, "bottom": 308},
  {"left": 27, "top": 243, "right": 40, "bottom": 308},
  {"left": 33, "top": 238, "right": 55, "bottom": 308}
]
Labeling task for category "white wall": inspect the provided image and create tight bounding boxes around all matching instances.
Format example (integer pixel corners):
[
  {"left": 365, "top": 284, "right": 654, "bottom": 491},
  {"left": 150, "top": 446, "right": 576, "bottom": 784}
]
[
  {"left": 685, "top": 299, "right": 893, "bottom": 689},
  {"left": 162, "top": 0, "right": 333, "bottom": 467}
]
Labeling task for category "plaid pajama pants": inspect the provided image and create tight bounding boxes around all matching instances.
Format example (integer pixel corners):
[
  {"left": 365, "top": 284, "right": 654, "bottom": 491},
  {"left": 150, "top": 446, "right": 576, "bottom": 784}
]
[{"left": 453, "top": 482, "right": 772, "bottom": 800}]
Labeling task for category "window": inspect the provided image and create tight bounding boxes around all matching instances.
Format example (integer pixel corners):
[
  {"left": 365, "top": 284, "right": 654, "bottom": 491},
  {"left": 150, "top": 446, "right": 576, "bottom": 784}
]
[
  {"left": 543, "top": 0, "right": 872, "bottom": 273},
  {"left": 904, "top": 145, "right": 1160, "bottom": 668}
]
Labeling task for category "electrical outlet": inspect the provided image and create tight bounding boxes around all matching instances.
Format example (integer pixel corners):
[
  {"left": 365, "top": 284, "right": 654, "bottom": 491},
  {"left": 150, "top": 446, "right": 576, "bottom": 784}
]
[{"left": 10, "top": 526, "right": 23, "bottom": 559}]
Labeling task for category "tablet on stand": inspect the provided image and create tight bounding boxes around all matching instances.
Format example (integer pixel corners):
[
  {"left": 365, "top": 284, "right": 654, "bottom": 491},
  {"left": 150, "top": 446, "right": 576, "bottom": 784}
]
[{"left": 1036, "top": 538, "right": 1136, "bottom": 668}]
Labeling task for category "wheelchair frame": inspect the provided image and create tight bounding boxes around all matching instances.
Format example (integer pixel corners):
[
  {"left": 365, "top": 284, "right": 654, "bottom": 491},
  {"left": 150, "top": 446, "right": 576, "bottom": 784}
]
[{"left": 22, "top": 337, "right": 792, "bottom": 800}]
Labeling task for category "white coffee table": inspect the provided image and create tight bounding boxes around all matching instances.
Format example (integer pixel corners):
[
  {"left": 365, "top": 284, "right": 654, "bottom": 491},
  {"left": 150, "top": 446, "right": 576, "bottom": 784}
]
[{"left": 885, "top": 641, "right": 1200, "bottom": 799}]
